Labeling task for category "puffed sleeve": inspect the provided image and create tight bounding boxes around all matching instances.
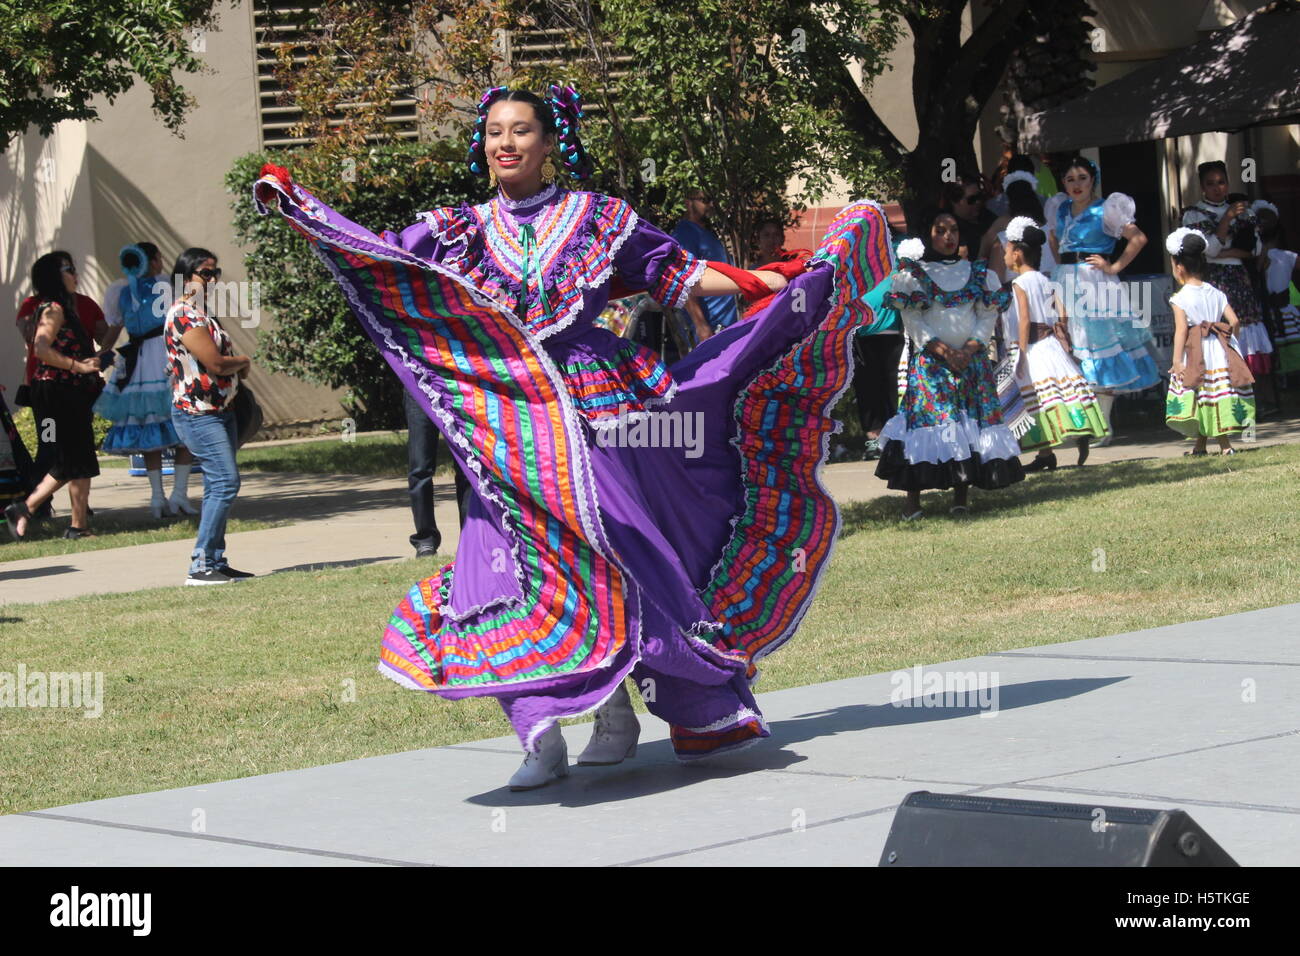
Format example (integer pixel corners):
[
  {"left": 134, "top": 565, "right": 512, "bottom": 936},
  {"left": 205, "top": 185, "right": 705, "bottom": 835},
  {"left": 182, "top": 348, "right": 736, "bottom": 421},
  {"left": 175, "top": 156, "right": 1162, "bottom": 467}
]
[
  {"left": 1101, "top": 192, "right": 1137, "bottom": 239},
  {"left": 970, "top": 268, "right": 1004, "bottom": 346},
  {"left": 395, "top": 205, "right": 477, "bottom": 265},
  {"left": 1042, "top": 192, "right": 1068, "bottom": 238},
  {"left": 1181, "top": 207, "right": 1223, "bottom": 258},
  {"left": 102, "top": 279, "right": 126, "bottom": 327},
  {"left": 886, "top": 271, "right": 936, "bottom": 347},
  {"left": 613, "top": 216, "right": 708, "bottom": 309}
]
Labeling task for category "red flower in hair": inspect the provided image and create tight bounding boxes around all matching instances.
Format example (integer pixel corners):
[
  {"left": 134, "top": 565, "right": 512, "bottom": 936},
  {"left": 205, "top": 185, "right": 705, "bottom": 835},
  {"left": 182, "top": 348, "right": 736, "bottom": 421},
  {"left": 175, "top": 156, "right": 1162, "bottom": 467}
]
[{"left": 260, "top": 163, "right": 293, "bottom": 188}]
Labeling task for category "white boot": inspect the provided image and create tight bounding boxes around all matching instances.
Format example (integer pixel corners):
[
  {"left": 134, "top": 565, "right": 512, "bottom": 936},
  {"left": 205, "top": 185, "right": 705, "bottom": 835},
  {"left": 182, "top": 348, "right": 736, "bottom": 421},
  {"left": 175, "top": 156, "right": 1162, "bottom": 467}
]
[
  {"left": 1094, "top": 393, "right": 1115, "bottom": 446},
  {"left": 147, "top": 470, "right": 166, "bottom": 519},
  {"left": 577, "top": 682, "right": 641, "bottom": 766},
  {"left": 507, "top": 723, "right": 568, "bottom": 791},
  {"left": 168, "top": 462, "right": 199, "bottom": 515}
]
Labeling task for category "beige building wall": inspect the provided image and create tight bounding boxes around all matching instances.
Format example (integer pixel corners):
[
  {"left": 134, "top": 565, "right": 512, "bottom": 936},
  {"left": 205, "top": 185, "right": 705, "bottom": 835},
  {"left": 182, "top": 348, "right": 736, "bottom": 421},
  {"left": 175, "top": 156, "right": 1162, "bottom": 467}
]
[
  {"left": 2, "top": 124, "right": 99, "bottom": 396},
  {"left": 1087, "top": 0, "right": 1298, "bottom": 253},
  {"left": 2, "top": 0, "right": 344, "bottom": 427}
]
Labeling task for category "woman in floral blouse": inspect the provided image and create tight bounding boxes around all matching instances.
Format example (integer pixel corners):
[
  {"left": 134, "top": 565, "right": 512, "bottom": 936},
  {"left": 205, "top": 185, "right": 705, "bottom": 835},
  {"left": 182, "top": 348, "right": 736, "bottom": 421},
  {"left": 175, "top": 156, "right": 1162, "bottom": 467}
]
[{"left": 164, "top": 248, "right": 254, "bottom": 585}]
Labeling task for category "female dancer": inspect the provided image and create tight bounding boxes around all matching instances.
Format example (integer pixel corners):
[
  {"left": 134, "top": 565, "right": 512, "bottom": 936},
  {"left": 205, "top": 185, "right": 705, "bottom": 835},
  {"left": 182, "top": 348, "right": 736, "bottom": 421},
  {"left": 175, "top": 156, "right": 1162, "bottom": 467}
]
[
  {"left": 1256, "top": 203, "right": 1300, "bottom": 374},
  {"left": 1050, "top": 156, "right": 1157, "bottom": 461},
  {"left": 874, "top": 213, "right": 1023, "bottom": 518},
  {"left": 253, "top": 85, "right": 895, "bottom": 789},
  {"left": 95, "top": 243, "right": 197, "bottom": 518},
  {"left": 1000, "top": 218, "right": 1106, "bottom": 471},
  {"left": 1181, "top": 162, "right": 1273, "bottom": 378},
  {"left": 1164, "top": 229, "right": 1254, "bottom": 453}
]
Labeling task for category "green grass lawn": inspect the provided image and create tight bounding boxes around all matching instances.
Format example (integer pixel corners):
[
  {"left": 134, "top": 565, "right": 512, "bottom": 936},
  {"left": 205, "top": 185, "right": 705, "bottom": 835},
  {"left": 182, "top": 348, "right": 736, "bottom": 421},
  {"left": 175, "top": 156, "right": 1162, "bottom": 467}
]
[
  {"left": 0, "top": 516, "right": 288, "bottom": 563},
  {"left": 235, "top": 432, "right": 445, "bottom": 477},
  {"left": 93, "top": 432, "right": 422, "bottom": 476},
  {"left": 2, "top": 443, "right": 1298, "bottom": 814}
]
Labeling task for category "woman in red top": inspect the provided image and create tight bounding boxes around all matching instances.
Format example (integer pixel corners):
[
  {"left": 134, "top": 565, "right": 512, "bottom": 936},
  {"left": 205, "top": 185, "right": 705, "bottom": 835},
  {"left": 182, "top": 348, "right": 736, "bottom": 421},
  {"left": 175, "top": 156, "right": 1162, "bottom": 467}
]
[{"left": 5, "top": 253, "right": 104, "bottom": 539}]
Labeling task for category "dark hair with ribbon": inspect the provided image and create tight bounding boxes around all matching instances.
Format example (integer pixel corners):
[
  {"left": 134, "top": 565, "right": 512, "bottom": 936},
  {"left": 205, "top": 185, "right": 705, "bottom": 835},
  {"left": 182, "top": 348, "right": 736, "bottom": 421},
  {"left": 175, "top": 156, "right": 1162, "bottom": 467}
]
[
  {"left": 1171, "top": 231, "right": 1207, "bottom": 277},
  {"left": 1063, "top": 155, "right": 1099, "bottom": 191},
  {"left": 1009, "top": 223, "right": 1046, "bottom": 270},
  {"left": 466, "top": 85, "right": 593, "bottom": 182}
]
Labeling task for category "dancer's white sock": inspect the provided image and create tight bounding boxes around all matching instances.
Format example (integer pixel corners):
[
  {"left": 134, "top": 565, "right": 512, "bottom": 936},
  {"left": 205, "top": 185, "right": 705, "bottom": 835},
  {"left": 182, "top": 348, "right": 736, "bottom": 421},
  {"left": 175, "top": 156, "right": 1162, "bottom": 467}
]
[
  {"left": 171, "top": 462, "right": 192, "bottom": 499},
  {"left": 1096, "top": 393, "right": 1115, "bottom": 434}
]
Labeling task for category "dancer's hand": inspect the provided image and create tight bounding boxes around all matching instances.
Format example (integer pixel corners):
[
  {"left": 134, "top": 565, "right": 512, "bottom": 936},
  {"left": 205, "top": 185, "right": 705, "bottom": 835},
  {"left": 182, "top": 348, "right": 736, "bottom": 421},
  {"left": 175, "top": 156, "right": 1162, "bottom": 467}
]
[{"left": 1084, "top": 254, "right": 1113, "bottom": 274}]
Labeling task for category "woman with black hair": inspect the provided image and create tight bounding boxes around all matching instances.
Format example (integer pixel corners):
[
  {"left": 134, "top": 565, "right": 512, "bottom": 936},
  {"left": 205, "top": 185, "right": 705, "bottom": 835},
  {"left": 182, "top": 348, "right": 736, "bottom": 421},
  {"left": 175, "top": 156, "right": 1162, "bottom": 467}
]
[
  {"left": 1164, "top": 229, "right": 1254, "bottom": 454},
  {"left": 4, "top": 252, "right": 104, "bottom": 540},
  {"left": 1182, "top": 161, "right": 1273, "bottom": 377},
  {"left": 254, "top": 84, "right": 896, "bottom": 789},
  {"left": 1049, "top": 155, "right": 1157, "bottom": 459},
  {"left": 874, "top": 212, "right": 1024, "bottom": 519},
  {"left": 164, "top": 248, "right": 254, "bottom": 585}
]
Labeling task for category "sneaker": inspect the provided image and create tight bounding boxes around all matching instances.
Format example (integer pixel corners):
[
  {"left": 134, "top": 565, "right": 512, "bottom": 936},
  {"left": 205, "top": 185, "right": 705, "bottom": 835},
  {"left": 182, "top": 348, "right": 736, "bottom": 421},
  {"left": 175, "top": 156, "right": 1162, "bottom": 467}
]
[
  {"left": 217, "top": 565, "right": 255, "bottom": 579},
  {"left": 413, "top": 538, "right": 440, "bottom": 559},
  {"left": 185, "top": 568, "right": 233, "bottom": 586}
]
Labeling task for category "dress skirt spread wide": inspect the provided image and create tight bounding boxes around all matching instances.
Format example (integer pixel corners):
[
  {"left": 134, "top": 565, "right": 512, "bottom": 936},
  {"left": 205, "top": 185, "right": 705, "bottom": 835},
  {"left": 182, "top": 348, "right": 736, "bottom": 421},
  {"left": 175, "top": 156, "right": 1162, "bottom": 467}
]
[{"left": 254, "top": 172, "right": 895, "bottom": 758}]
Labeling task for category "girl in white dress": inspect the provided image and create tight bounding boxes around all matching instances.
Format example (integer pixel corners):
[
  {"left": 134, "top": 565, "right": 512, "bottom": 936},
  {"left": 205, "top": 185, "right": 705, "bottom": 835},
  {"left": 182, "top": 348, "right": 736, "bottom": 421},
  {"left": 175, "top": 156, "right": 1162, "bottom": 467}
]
[
  {"left": 1164, "top": 229, "right": 1255, "bottom": 455},
  {"left": 1001, "top": 218, "right": 1107, "bottom": 471}
]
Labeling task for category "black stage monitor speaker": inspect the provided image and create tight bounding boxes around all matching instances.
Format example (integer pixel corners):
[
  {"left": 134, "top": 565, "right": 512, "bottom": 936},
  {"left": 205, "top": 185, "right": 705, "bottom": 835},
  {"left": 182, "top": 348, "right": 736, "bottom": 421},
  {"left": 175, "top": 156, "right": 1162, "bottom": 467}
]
[{"left": 879, "top": 791, "right": 1238, "bottom": 867}]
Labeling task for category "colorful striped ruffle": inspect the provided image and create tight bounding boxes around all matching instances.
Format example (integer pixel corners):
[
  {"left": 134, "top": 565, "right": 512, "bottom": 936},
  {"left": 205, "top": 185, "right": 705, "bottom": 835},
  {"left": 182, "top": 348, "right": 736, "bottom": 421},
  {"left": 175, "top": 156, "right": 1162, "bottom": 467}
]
[
  {"left": 701, "top": 201, "right": 893, "bottom": 669},
  {"left": 558, "top": 339, "right": 676, "bottom": 424}
]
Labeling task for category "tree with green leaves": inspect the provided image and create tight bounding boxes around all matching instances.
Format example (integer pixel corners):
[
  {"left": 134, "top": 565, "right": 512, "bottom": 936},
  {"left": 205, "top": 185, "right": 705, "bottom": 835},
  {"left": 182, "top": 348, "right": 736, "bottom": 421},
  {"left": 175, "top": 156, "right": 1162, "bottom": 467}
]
[
  {"left": 0, "top": 0, "right": 220, "bottom": 150},
  {"left": 766, "top": 0, "right": 1097, "bottom": 229}
]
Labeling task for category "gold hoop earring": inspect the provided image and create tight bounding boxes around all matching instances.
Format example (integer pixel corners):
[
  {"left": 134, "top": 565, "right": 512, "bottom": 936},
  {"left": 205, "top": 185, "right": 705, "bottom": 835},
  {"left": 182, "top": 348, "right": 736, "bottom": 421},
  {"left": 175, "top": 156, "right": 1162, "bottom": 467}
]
[
  {"left": 541, "top": 156, "right": 558, "bottom": 184},
  {"left": 489, "top": 168, "right": 498, "bottom": 188}
]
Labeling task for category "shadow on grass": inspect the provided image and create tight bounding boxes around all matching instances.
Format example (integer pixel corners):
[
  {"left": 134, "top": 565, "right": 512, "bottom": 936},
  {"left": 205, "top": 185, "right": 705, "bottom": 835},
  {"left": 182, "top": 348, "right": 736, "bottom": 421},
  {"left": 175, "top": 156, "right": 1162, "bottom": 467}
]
[
  {"left": 464, "top": 676, "right": 1124, "bottom": 809},
  {"left": 839, "top": 446, "right": 1282, "bottom": 536}
]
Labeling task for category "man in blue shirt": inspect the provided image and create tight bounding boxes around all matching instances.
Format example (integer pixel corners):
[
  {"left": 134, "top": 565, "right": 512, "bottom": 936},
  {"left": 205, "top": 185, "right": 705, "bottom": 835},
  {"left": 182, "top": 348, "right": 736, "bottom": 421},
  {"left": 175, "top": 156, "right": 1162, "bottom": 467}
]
[{"left": 672, "top": 190, "right": 738, "bottom": 333}]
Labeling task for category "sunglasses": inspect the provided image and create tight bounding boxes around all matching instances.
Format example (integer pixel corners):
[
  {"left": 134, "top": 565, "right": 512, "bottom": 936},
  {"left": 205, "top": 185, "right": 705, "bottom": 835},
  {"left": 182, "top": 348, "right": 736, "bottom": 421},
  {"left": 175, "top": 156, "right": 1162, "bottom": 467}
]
[
  {"left": 959, "top": 193, "right": 987, "bottom": 205},
  {"left": 197, "top": 268, "right": 222, "bottom": 280},
  {"left": 60, "top": 264, "right": 77, "bottom": 275}
]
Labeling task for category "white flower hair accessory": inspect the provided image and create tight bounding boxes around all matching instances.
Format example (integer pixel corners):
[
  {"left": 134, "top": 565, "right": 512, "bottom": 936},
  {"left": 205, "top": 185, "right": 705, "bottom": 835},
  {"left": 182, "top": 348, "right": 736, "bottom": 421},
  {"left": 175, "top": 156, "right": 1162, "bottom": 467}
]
[
  {"left": 1165, "top": 227, "right": 1199, "bottom": 256},
  {"left": 1251, "top": 199, "right": 1279, "bottom": 217},
  {"left": 897, "top": 237, "right": 926, "bottom": 261},
  {"left": 1005, "top": 216, "right": 1037, "bottom": 243},
  {"left": 1001, "top": 170, "right": 1038, "bottom": 191}
]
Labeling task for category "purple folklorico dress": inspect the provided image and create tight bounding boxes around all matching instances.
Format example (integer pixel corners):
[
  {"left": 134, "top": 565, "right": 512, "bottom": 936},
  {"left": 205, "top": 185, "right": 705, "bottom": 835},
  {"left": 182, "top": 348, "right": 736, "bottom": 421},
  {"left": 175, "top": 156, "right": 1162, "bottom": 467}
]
[{"left": 254, "top": 171, "right": 895, "bottom": 758}]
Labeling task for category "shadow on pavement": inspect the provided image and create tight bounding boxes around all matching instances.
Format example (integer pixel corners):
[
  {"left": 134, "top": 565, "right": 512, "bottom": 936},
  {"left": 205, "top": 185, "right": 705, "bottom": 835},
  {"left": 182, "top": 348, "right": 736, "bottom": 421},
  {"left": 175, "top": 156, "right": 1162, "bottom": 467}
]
[
  {"left": 462, "top": 676, "right": 1125, "bottom": 808},
  {"left": 0, "top": 564, "right": 79, "bottom": 581},
  {"left": 268, "top": 556, "right": 404, "bottom": 574}
]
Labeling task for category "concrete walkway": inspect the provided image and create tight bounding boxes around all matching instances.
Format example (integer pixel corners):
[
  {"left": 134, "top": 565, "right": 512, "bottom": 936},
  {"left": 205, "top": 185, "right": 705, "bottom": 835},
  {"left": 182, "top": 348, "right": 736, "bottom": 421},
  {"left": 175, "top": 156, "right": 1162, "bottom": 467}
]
[
  {"left": 4, "top": 413, "right": 1299, "bottom": 605},
  {"left": 2, "top": 604, "right": 1296, "bottom": 865}
]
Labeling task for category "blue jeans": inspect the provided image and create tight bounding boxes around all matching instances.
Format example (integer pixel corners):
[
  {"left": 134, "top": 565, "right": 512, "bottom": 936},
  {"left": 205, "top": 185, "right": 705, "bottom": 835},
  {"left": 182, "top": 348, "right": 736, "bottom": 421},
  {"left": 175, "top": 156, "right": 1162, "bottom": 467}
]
[{"left": 170, "top": 407, "right": 240, "bottom": 573}]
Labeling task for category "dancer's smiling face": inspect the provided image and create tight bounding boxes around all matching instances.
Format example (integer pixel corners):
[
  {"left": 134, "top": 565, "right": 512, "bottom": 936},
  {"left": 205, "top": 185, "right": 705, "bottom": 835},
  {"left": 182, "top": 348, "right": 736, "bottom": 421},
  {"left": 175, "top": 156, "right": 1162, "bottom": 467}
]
[
  {"left": 929, "top": 214, "right": 960, "bottom": 258},
  {"left": 485, "top": 100, "right": 555, "bottom": 195}
]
